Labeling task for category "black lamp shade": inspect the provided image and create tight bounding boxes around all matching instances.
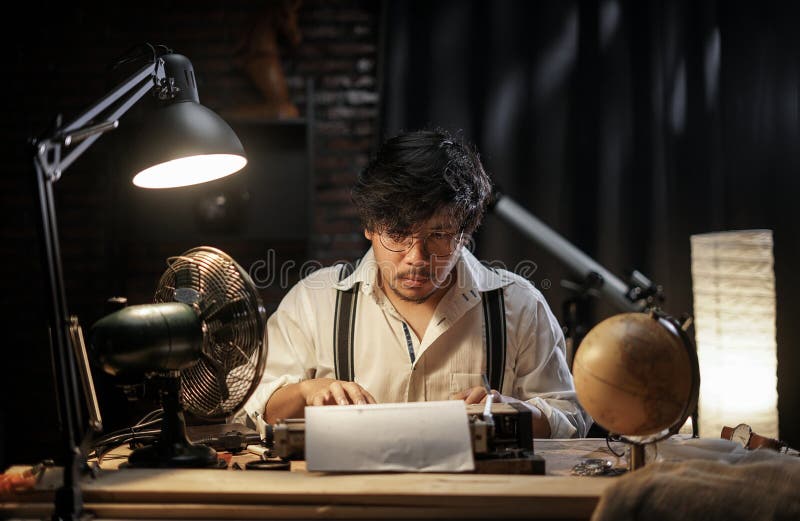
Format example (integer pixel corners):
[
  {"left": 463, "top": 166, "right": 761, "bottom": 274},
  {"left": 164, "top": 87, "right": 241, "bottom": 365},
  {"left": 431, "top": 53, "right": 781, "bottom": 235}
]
[{"left": 129, "top": 100, "right": 247, "bottom": 188}]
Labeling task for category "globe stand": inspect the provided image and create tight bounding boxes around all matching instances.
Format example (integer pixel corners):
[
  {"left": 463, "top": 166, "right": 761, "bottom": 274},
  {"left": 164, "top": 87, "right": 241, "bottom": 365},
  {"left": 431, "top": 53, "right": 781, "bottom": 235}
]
[
  {"left": 615, "top": 426, "right": 674, "bottom": 471},
  {"left": 628, "top": 444, "right": 646, "bottom": 471},
  {"left": 128, "top": 372, "right": 219, "bottom": 468}
]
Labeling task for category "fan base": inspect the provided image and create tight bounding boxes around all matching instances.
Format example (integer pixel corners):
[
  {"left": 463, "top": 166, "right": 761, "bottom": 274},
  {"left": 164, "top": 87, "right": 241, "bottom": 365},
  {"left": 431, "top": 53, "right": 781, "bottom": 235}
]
[{"left": 127, "top": 441, "right": 220, "bottom": 468}]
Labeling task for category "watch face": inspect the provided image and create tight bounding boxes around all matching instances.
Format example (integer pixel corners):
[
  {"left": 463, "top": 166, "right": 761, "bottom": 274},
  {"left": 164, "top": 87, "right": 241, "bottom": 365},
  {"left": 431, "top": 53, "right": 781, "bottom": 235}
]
[{"left": 732, "top": 423, "right": 752, "bottom": 447}]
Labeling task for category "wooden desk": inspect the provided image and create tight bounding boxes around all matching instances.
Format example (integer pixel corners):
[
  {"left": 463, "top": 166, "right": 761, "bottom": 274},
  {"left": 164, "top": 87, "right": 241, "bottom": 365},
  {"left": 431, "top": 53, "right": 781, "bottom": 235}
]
[{"left": 1, "top": 439, "right": 623, "bottom": 520}]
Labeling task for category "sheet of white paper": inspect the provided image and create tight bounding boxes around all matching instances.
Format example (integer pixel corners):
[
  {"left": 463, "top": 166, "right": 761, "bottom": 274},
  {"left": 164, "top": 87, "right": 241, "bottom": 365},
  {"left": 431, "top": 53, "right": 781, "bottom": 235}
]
[{"left": 305, "top": 400, "right": 475, "bottom": 472}]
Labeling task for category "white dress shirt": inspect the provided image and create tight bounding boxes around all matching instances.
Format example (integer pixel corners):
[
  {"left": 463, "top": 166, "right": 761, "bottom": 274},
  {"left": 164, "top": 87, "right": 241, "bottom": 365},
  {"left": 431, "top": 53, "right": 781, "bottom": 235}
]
[{"left": 238, "top": 247, "right": 590, "bottom": 438}]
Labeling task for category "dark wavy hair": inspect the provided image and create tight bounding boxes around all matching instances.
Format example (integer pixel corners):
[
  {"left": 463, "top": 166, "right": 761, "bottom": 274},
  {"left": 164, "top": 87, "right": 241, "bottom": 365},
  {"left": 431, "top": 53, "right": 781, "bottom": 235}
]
[{"left": 351, "top": 129, "right": 493, "bottom": 236}]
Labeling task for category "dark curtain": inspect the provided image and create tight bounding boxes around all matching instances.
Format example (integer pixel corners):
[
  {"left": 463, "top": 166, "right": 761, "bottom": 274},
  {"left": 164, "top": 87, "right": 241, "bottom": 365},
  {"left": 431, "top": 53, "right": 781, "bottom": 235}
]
[{"left": 380, "top": 0, "right": 799, "bottom": 446}]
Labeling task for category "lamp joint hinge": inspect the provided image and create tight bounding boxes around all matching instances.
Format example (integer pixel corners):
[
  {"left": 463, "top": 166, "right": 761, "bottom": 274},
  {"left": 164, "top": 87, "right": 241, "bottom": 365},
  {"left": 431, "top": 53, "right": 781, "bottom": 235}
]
[
  {"left": 155, "top": 76, "right": 180, "bottom": 101},
  {"left": 35, "top": 139, "right": 63, "bottom": 182}
]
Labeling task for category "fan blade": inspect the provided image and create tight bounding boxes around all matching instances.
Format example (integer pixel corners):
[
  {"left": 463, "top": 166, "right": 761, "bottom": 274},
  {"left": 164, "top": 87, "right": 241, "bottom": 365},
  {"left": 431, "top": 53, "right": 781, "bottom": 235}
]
[
  {"left": 225, "top": 340, "right": 253, "bottom": 366},
  {"left": 209, "top": 322, "right": 236, "bottom": 345},
  {"left": 200, "top": 351, "right": 231, "bottom": 403},
  {"left": 203, "top": 296, "right": 249, "bottom": 324}
]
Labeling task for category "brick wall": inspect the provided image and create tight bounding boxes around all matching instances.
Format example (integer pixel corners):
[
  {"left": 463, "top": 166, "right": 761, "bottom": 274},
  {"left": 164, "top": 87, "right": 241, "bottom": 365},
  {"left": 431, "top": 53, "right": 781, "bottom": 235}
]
[
  {"left": 1, "top": 0, "right": 380, "bottom": 467},
  {"left": 289, "top": 1, "right": 379, "bottom": 263}
]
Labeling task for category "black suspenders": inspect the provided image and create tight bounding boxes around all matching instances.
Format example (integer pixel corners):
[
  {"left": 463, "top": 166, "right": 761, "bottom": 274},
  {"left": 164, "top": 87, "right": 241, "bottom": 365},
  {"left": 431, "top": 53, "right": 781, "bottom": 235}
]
[
  {"left": 333, "top": 263, "right": 359, "bottom": 382},
  {"left": 333, "top": 262, "right": 507, "bottom": 391},
  {"left": 481, "top": 287, "right": 506, "bottom": 393}
]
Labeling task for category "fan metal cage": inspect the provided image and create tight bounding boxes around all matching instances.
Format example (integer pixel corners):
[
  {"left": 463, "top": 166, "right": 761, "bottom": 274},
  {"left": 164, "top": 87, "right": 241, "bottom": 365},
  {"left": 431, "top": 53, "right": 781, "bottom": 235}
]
[{"left": 154, "top": 246, "right": 266, "bottom": 420}]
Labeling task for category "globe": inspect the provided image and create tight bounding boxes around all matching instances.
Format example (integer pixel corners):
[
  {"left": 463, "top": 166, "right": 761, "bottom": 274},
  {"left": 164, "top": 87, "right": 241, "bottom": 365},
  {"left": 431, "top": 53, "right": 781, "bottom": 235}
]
[{"left": 572, "top": 312, "right": 698, "bottom": 438}]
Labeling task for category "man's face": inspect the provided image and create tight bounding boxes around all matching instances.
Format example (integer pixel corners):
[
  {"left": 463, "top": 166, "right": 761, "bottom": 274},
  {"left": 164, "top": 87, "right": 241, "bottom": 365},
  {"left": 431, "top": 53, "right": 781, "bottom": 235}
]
[{"left": 365, "top": 215, "right": 463, "bottom": 304}]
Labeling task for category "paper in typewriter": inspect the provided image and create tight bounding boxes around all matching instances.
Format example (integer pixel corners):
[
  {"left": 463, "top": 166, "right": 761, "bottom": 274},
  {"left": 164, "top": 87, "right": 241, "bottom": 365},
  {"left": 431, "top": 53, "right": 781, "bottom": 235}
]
[{"left": 305, "top": 400, "right": 475, "bottom": 472}]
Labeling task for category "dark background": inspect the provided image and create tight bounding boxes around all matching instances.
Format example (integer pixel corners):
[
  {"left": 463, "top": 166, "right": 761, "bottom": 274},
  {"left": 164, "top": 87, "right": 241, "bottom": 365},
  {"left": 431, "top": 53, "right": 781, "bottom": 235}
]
[{"left": 1, "top": 0, "right": 798, "bottom": 468}]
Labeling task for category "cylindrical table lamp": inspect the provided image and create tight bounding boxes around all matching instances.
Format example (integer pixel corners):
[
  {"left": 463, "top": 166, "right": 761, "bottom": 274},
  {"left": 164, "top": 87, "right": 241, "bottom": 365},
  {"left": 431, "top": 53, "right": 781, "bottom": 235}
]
[{"left": 690, "top": 230, "right": 779, "bottom": 438}]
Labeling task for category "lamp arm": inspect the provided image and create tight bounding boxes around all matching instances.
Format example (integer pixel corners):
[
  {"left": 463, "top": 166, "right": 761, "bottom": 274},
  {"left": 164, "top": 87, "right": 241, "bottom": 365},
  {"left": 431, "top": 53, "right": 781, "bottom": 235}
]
[
  {"left": 31, "top": 56, "right": 167, "bottom": 521},
  {"left": 35, "top": 58, "right": 165, "bottom": 181},
  {"left": 491, "top": 192, "right": 646, "bottom": 312}
]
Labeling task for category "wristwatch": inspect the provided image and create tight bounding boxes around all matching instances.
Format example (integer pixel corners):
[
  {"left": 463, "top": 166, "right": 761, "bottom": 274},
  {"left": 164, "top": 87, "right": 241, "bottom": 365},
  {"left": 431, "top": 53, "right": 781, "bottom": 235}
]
[
  {"left": 732, "top": 423, "right": 752, "bottom": 447},
  {"left": 721, "top": 423, "right": 784, "bottom": 451}
]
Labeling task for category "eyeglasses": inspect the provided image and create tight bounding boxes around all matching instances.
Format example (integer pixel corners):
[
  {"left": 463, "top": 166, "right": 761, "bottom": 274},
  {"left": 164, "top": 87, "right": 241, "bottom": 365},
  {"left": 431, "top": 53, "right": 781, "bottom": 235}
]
[{"left": 379, "top": 230, "right": 464, "bottom": 257}]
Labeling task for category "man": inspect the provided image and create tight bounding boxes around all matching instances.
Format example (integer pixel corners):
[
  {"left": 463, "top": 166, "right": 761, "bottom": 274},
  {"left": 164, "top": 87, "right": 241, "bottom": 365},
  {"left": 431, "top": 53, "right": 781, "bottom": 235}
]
[{"left": 240, "top": 129, "right": 589, "bottom": 438}]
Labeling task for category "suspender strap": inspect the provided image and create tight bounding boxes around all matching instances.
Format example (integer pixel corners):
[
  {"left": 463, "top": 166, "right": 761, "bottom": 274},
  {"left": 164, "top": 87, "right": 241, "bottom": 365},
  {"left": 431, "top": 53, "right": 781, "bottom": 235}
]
[
  {"left": 333, "top": 264, "right": 359, "bottom": 381},
  {"left": 482, "top": 287, "right": 506, "bottom": 392}
]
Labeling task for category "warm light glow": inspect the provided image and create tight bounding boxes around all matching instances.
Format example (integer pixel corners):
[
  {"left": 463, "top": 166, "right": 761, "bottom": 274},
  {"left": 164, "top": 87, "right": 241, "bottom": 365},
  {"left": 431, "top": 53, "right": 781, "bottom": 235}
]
[
  {"left": 132, "top": 154, "right": 247, "bottom": 189},
  {"left": 690, "top": 230, "right": 778, "bottom": 439},
  {"left": 678, "top": 416, "right": 694, "bottom": 435}
]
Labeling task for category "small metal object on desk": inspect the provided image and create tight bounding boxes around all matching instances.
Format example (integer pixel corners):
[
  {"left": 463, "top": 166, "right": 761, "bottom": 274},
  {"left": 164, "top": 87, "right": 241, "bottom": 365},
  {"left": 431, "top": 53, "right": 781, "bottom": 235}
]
[
  {"left": 571, "top": 459, "right": 624, "bottom": 477},
  {"left": 242, "top": 443, "right": 291, "bottom": 470},
  {"left": 245, "top": 459, "right": 291, "bottom": 470}
]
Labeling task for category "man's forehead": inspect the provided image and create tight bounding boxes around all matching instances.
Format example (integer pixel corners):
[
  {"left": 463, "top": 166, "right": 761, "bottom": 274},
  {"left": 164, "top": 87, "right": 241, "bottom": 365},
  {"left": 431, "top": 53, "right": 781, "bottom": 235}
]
[{"left": 415, "top": 212, "right": 460, "bottom": 231}]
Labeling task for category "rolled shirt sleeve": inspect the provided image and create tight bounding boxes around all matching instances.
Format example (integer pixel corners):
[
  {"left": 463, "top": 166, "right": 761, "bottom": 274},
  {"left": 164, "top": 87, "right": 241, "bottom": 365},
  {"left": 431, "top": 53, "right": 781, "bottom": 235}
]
[
  {"left": 233, "top": 280, "right": 317, "bottom": 430},
  {"left": 504, "top": 280, "right": 592, "bottom": 438}
]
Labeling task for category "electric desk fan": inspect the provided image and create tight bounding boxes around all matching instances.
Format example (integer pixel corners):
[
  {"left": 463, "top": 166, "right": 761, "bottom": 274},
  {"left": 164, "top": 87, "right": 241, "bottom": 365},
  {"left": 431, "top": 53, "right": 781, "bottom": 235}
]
[{"left": 91, "top": 246, "right": 267, "bottom": 467}]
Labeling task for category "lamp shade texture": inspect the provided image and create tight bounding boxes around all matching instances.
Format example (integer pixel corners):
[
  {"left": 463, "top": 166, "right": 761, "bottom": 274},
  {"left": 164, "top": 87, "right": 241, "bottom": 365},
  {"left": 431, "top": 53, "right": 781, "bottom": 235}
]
[{"left": 690, "top": 230, "right": 778, "bottom": 438}]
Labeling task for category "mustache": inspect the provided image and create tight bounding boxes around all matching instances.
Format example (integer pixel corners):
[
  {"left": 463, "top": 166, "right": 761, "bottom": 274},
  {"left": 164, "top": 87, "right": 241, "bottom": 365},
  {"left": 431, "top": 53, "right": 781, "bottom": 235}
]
[{"left": 396, "top": 269, "right": 431, "bottom": 279}]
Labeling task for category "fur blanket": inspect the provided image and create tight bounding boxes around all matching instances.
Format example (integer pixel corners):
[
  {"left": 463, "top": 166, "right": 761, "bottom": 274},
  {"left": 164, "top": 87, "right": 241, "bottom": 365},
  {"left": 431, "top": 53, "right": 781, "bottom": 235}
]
[{"left": 592, "top": 449, "right": 800, "bottom": 521}]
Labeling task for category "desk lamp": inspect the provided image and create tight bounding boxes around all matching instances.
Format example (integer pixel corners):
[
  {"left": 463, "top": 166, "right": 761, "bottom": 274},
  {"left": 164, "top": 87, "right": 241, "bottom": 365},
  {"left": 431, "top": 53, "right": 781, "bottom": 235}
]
[{"left": 31, "top": 44, "right": 247, "bottom": 520}]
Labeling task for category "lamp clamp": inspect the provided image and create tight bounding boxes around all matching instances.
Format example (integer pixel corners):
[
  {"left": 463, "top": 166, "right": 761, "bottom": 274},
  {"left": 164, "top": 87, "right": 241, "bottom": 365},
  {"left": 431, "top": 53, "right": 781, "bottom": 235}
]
[{"left": 155, "top": 75, "right": 181, "bottom": 101}]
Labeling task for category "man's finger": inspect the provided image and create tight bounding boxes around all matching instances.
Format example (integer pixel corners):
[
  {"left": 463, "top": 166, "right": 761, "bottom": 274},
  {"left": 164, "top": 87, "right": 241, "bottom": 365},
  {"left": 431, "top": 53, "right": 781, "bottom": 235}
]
[
  {"left": 464, "top": 386, "right": 487, "bottom": 404},
  {"left": 347, "top": 383, "right": 377, "bottom": 405},
  {"left": 329, "top": 381, "right": 350, "bottom": 405},
  {"left": 343, "top": 382, "right": 368, "bottom": 405}
]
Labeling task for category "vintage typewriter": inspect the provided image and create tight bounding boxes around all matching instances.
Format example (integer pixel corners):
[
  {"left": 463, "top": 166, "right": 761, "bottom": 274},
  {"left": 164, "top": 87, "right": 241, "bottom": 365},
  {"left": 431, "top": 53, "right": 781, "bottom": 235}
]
[{"left": 267, "top": 402, "right": 545, "bottom": 474}]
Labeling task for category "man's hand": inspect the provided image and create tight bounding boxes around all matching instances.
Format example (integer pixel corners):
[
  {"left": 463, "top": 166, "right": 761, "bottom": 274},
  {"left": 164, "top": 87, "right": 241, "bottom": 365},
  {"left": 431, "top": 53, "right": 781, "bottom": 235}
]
[
  {"left": 450, "top": 386, "right": 502, "bottom": 404},
  {"left": 265, "top": 378, "right": 378, "bottom": 424},
  {"left": 300, "top": 378, "right": 377, "bottom": 406},
  {"left": 451, "top": 387, "right": 552, "bottom": 438}
]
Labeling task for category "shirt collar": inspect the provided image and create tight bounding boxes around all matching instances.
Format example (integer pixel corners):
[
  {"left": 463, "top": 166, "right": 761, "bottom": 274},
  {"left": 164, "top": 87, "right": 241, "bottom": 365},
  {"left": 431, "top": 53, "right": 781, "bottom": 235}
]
[
  {"left": 333, "top": 248, "right": 379, "bottom": 293},
  {"left": 458, "top": 247, "right": 514, "bottom": 292}
]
